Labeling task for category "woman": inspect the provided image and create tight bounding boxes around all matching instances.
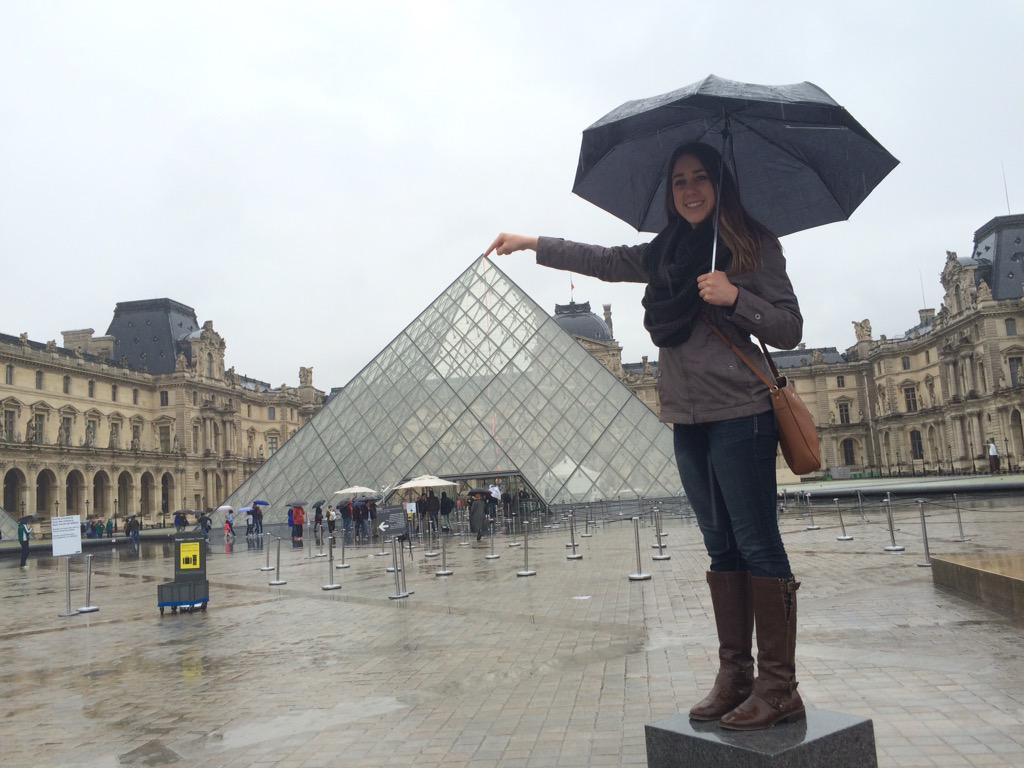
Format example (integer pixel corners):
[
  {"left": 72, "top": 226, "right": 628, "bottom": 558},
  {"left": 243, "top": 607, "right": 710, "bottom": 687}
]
[{"left": 485, "top": 143, "right": 803, "bottom": 731}]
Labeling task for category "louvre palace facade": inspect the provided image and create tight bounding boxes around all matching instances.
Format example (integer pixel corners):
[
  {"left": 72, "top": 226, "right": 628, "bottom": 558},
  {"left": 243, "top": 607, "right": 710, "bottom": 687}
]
[{"left": 0, "top": 299, "right": 324, "bottom": 533}]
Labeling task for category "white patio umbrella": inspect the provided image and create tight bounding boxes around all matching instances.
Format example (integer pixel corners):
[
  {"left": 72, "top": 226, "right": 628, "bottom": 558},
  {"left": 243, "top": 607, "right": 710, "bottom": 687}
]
[
  {"left": 331, "top": 486, "right": 379, "bottom": 501},
  {"left": 392, "top": 474, "right": 457, "bottom": 491},
  {"left": 216, "top": 505, "right": 234, "bottom": 514}
]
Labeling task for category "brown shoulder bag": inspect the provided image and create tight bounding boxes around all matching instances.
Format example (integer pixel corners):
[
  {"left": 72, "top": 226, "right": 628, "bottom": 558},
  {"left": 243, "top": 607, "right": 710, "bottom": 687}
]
[{"left": 706, "top": 323, "right": 822, "bottom": 475}]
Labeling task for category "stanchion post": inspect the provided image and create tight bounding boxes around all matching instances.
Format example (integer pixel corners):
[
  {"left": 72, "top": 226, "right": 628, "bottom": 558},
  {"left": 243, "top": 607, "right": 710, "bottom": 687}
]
[
  {"left": 260, "top": 532, "right": 274, "bottom": 571},
  {"left": 952, "top": 493, "right": 970, "bottom": 542},
  {"left": 517, "top": 521, "right": 536, "bottom": 577},
  {"left": 652, "top": 508, "right": 670, "bottom": 561},
  {"left": 388, "top": 538, "right": 408, "bottom": 599},
  {"left": 322, "top": 536, "right": 341, "bottom": 590},
  {"left": 628, "top": 517, "right": 652, "bottom": 581},
  {"left": 78, "top": 554, "right": 99, "bottom": 613},
  {"left": 398, "top": 536, "right": 412, "bottom": 596},
  {"left": 425, "top": 519, "right": 440, "bottom": 558},
  {"left": 857, "top": 490, "right": 867, "bottom": 523},
  {"left": 269, "top": 537, "right": 287, "bottom": 585},
  {"left": 567, "top": 511, "right": 582, "bottom": 560},
  {"left": 435, "top": 527, "right": 453, "bottom": 576},
  {"left": 581, "top": 507, "right": 593, "bottom": 538},
  {"left": 916, "top": 498, "right": 932, "bottom": 567},
  {"left": 486, "top": 516, "right": 500, "bottom": 559},
  {"left": 58, "top": 557, "right": 77, "bottom": 618},
  {"left": 508, "top": 512, "right": 521, "bottom": 547},
  {"left": 835, "top": 497, "right": 853, "bottom": 541},
  {"left": 804, "top": 493, "right": 820, "bottom": 530},
  {"left": 336, "top": 533, "right": 351, "bottom": 569},
  {"left": 883, "top": 495, "right": 905, "bottom": 552}
]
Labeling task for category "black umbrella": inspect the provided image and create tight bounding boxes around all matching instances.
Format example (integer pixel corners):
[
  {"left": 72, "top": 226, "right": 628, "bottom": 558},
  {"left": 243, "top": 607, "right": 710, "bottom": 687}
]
[
  {"left": 287, "top": 501, "right": 308, "bottom": 507},
  {"left": 18, "top": 514, "right": 37, "bottom": 524},
  {"left": 573, "top": 74, "right": 898, "bottom": 239}
]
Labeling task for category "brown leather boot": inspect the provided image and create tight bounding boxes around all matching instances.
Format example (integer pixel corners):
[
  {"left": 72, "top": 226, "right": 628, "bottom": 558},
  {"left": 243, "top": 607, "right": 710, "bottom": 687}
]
[
  {"left": 688, "top": 571, "right": 754, "bottom": 721},
  {"left": 719, "top": 576, "right": 804, "bottom": 731}
]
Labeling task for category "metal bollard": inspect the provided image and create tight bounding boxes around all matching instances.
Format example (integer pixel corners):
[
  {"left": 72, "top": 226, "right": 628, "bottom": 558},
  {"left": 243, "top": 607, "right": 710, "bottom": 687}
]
[
  {"left": 336, "top": 533, "right": 351, "bottom": 569},
  {"left": 628, "top": 517, "right": 652, "bottom": 581},
  {"left": 952, "top": 493, "right": 970, "bottom": 542},
  {"left": 269, "top": 538, "right": 287, "bottom": 585},
  {"left": 652, "top": 509, "right": 670, "bottom": 561},
  {"left": 508, "top": 513, "right": 521, "bottom": 547},
  {"left": 388, "top": 538, "right": 409, "bottom": 599},
  {"left": 517, "top": 521, "right": 536, "bottom": 577},
  {"left": 581, "top": 508, "right": 593, "bottom": 538},
  {"left": 425, "top": 521, "right": 440, "bottom": 558},
  {"left": 314, "top": 524, "right": 327, "bottom": 558},
  {"left": 834, "top": 498, "right": 853, "bottom": 541},
  {"left": 916, "top": 499, "right": 932, "bottom": 567},
  {"left": 259, "top": 532, "right": 275, "bottom": 571},
  {"left": 398, "top": 536, "right": 412, "bottom": 596},
  {"left": 375, "top": 525, "right": 388, "bottom": 556},
  {"left": 58, "top": 557, "right": 77, "bottom": 618},
  {"left": 883, "top": 495, "right": 905, "bottom": 552},
  {"left": 485, "top": 517, "right": 500, "bottom": 560},
  {"left": 435, "top": 528, "right": 453, "bottom": 576},
  {"left": 78, "top": 554, "right": 99, "bottom": 613},
  {"left": 322, "top": 537, "right": 341, "bottom": 590},
  {"left": 567, "top": 511, "right": 582, "bottom": 560},
  {"left": 804, "top": 493, "right": 820, "bottom": 530},
  {"left": 857, "top": 490, "right": 868, "bottom": 523}
]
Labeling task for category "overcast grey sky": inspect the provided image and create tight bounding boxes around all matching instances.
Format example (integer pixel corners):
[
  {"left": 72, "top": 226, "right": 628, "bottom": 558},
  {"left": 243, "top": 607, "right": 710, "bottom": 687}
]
[{"left": 2, "top": 1, "right": 1021, "bottom": 391}]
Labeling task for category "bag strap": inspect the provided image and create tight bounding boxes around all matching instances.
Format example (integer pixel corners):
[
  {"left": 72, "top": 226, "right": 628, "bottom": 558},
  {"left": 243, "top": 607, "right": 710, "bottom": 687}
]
[{"left": 704, "top": 320, "right": 781, "bottom": 392}]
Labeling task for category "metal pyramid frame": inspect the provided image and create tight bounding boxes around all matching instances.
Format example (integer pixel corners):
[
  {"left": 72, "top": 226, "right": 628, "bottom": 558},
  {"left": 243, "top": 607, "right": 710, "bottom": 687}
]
[{"left": 226, "top": 257, "right": 681, "bottom": 516}]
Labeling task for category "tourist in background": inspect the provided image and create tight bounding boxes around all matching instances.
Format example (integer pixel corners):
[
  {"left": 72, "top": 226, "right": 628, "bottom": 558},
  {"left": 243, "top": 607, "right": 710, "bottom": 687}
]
[{"left": 17, "top": 518, "right": 31, "bottom": 568}]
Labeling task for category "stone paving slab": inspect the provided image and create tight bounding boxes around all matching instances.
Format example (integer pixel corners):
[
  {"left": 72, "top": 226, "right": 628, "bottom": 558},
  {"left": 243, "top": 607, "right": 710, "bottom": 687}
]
[{"left": 2, "top": 502, "right": 1023, "bottom": 768}]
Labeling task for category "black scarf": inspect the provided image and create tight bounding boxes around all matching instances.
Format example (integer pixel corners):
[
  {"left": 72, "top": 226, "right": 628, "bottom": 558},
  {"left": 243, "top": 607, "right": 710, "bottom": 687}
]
[{"left": 642, "top": 218, "right": 729, "bottom": 347}]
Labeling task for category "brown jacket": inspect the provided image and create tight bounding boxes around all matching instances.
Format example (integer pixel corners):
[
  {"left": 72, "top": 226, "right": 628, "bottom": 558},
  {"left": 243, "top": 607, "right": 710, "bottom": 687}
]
[{"left": 536, "top": 236, "right": 803, "bottom": 425}]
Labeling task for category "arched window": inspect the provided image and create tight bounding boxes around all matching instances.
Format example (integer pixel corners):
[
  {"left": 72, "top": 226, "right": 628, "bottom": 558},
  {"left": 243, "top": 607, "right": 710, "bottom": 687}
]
[
  {"left": 35, "top": 370, "right": 43, "bottom": 389},
  {"left": 901, "top": 355, "right": 911, "bottom": 371}
]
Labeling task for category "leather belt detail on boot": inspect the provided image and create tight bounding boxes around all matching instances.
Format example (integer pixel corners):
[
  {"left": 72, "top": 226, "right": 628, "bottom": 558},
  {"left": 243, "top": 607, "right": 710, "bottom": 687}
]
[
  {"left": 719, "top": 577, "right": 804, "bottom": 731},
  {"left": 688, "top": 571, "right": 754, "bottom": 721}
]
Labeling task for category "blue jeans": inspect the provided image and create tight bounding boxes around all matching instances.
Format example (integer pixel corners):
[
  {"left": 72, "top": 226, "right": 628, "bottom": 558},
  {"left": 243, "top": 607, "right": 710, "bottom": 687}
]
[{"left": 673, "top": 410, "right": 791, "bottom": 579}]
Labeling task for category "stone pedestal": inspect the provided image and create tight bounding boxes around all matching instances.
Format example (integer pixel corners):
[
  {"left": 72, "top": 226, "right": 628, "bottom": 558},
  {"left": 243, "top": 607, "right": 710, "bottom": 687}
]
[{"left": 645, "top": 709, "right": 877, "bottom": 768}]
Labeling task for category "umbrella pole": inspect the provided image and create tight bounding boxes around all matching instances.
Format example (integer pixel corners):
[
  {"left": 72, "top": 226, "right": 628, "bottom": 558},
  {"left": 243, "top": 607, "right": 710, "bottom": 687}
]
[{"left": 710, "top": 121, "right": 731, "bottom": 273}]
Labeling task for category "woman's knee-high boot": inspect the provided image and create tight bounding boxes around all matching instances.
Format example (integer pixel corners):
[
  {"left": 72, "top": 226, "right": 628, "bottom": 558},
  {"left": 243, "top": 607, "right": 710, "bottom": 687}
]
[
  {"left": 719, "top": 576, "right": 804, "bottom": 730},
  {"left": 688, "top": 571, "right": 754, "bottom": 720}
]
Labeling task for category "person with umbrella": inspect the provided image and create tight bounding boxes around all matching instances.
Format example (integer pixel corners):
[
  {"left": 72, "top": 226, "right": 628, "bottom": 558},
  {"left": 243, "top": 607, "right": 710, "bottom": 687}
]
[{"left": 484, "top": 77, "right": 895, "bottom": 731}]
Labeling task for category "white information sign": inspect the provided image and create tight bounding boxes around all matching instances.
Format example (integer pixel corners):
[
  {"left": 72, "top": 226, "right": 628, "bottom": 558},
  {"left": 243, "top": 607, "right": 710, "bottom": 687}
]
[{"left": 51, "top": 515, "right": 83, "bottom": 557}]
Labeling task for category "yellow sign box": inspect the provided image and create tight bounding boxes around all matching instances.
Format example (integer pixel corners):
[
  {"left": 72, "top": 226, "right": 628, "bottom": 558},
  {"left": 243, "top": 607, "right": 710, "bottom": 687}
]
[{"left": 179, "top": 541, "right": 201, "bottom": 570}]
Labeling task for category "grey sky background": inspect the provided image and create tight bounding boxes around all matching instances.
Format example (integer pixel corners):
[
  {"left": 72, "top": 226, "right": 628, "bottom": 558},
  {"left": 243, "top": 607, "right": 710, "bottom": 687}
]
[{"left": 2, "top": 1, "right": 1021, "bottom": 392}]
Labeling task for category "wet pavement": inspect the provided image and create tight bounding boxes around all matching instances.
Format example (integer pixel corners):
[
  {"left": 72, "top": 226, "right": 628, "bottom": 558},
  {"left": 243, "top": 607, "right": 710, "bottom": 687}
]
[{"left": 3, "top": 498, "right": 1023, "bottom": 767}]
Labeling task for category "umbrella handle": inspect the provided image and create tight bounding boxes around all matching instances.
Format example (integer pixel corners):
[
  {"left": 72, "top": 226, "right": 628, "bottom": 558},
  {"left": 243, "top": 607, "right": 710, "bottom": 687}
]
[{"left": 710, "top": 119, "right": 730, "bottom": 273}]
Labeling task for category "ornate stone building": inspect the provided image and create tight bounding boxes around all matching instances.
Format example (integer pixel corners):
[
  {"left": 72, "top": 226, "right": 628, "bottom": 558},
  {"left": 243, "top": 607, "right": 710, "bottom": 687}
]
[
  {"left": 1, "top": 299, "right": 324, "bottom": 530},
  {"left": 564, "top": 215, "right": 1024, "bottom": 484},
  {"left": 552, "top": 300, "right": 660, "bottom": 413}
]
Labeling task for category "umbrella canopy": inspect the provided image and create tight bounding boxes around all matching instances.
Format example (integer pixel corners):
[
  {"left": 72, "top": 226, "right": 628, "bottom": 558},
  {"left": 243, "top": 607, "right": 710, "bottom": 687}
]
[
  {"left": 252, "top": 500, "right": 270, "bottom": 506},
  {"left": 573, "top": 74, "right": 898, "bottom": 237},
  {"left": 286, "top": 500, "right": 308, "bottom": 507},
  {"left": 393, "top": 474, "right": 457, "bottom": 491},
  {"left": 239, "top": 506, "right": 254, "bottom": 514},
  {"left": 216, "top": 505, "right": 234, "bottom": 515},
  {"left": 332, "top": 486, "right": 378, "bottom": 498},
  {"left": 18, "top": 514, "right": 37, "bottom": 524}
]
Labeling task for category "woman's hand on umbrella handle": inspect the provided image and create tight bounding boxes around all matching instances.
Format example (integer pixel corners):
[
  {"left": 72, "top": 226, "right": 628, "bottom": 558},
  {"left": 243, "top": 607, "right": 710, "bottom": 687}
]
[
  {"left": 697, "top": 271, "right": 739, "bottom": 307},
  {"left": 484, "top": 233, "right": 538, "bottom": 257}
]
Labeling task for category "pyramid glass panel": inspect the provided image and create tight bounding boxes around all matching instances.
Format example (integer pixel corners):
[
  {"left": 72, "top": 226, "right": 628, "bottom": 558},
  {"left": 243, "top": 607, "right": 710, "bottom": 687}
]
[{"left": 226, "top": 257, "right": 681, "bottom": 514}]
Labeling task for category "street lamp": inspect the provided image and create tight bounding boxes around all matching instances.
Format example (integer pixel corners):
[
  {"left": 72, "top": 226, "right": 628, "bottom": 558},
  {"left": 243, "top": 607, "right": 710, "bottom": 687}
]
[
  {"left": 896, "top": 449, "right": 903, "bottom": 478},
  {"left": 967, "top": 438, "right": 977, "bottom": 473},
  {"left": 113, "top": 496, "right": 118, "bottom": 528},
  {"left": 947, "top": 443, "right": 953, "bottom": 475},
  {"left": 1004, "top": 437, "right": 1011, "bottom": 473},
  {"left": 54, "top": 499, "right": 59, "bottom": 518}
]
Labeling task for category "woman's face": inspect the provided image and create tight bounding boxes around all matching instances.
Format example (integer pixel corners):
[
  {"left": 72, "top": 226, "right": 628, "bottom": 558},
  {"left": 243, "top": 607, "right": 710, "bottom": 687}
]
[{"left": 671, "top": 153, "right": 716, "bottom": 226}]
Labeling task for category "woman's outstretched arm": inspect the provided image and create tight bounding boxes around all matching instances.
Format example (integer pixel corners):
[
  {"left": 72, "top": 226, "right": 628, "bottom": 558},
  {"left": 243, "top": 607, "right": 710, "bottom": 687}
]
[{"left": 485, "top": 233, "right": 649, "bottom": 283}]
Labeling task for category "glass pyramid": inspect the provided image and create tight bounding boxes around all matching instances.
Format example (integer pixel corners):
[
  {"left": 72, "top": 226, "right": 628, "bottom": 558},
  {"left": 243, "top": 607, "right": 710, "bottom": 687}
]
[{"left": 226, "top": 257, "right": 681, "bottom": 517}]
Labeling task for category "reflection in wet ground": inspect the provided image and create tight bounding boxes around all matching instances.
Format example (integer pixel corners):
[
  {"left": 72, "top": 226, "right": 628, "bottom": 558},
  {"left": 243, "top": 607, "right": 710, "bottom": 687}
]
[{"left": 2, "top": 494, "right": 1023, "bottom": 767}]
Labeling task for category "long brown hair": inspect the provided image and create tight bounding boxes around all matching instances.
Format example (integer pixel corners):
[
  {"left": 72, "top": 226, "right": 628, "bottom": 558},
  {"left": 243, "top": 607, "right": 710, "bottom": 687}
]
[{"left": 663, "top": 142, "right": 777, "bottom": 274}]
